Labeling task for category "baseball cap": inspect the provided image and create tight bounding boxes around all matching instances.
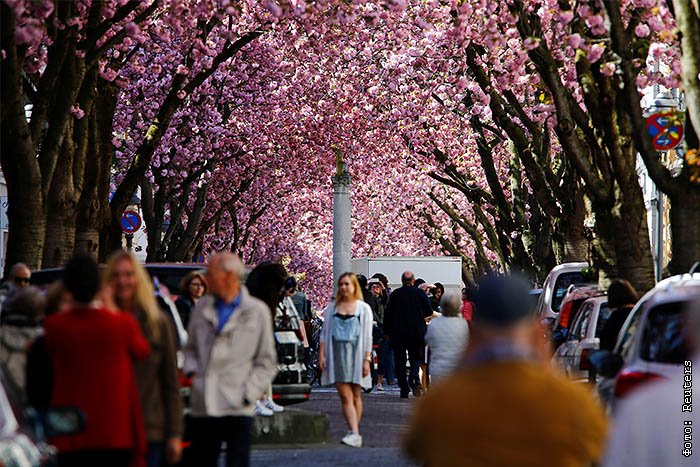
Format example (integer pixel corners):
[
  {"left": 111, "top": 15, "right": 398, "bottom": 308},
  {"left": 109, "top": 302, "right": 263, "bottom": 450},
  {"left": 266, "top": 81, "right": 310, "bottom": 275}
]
[{"left": 474, "top": 275, "right": 534, "bottom": 326}]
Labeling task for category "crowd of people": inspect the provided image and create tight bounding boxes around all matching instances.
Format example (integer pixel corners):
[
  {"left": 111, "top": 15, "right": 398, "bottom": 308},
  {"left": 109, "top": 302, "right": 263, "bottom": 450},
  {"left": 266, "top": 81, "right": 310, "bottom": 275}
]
[
  {"left": 2, "top": 255, "right": 697, "bottom": 466},
  {"left": 0, "top": 252, "right": 281, "bottom": 467}
]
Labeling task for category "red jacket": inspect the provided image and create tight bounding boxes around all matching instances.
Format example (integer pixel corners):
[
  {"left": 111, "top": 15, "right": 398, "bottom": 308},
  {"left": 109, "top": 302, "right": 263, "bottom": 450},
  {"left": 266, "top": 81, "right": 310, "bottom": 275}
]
[{"left": 44, "top": 306, "right": 150, "bottom": 463}]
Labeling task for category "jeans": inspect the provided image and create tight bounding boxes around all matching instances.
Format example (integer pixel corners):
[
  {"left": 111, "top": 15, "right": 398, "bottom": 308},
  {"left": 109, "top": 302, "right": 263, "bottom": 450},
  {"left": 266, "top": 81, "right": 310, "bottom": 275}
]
[
  {"left": 378, "top": 339, "right": 395, "bottom": 382},
  {"left": 184, "top": 416, "right": 253, "bottom": 467},
  {"left": 147, "top": 443, "right": 164, "bottom": 467},
  {"left": 392, "top": 344, "right": 423, "bottom": 395}
]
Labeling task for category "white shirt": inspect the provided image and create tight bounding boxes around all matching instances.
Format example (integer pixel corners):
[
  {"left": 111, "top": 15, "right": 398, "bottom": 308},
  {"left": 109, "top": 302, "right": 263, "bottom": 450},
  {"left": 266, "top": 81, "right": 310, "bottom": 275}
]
[
  {"left": 424, "top": 316, "right": 469, "bottom": 382},
  {"left": 602, "top": 359, "right": 699, "bottom": 467}
]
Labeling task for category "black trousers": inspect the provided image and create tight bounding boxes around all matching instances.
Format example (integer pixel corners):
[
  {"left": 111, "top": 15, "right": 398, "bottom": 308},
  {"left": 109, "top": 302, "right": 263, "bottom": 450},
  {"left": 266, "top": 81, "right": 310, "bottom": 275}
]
[
  {"left": 57, "top": 449, "right": 131, "bottom": 467},
  {"left": 392, "top": 343, "right": 423, "bottom": 395},
  {"left": 184, "top": 415, "right": 253, "bottom": 467}
]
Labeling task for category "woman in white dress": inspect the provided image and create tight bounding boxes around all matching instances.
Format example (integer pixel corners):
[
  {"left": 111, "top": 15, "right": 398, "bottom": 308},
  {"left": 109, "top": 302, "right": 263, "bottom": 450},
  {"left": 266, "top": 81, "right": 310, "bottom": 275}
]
[{"left": 319, "top": 272, "right": 373, "bottom": 448}]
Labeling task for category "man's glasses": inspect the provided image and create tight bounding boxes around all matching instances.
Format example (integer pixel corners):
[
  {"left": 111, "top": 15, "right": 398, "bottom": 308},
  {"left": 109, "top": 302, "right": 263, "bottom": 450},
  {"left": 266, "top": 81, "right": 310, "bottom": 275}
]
[{"left": 14, "top": 277, "right": 30, "bottom": 285}]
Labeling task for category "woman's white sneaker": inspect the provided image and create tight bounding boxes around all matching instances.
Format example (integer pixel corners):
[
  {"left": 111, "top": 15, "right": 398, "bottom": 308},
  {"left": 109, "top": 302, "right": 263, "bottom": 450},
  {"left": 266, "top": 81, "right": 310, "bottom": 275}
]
[
  {"left": 255, "top": 400, "right": 274, "bottom": 416},
  {"left": 263, "top": 397, "right": 284, "bottom": 413},
  {"left": 341, "top": 432, "right": 362, "bottom": 448}
]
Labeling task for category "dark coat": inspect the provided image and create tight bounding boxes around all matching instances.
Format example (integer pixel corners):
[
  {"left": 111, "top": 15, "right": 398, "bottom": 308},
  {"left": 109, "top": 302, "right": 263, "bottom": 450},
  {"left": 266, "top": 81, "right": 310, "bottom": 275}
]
[
  {"left": 383, "top": 285, "right": 433, "bottom": 347},
  {"left": 362, "top": 289, "right": 383, "bottom": 326},
  {"left": 600, "top": 304, "right": 634, "bottom": 352}
]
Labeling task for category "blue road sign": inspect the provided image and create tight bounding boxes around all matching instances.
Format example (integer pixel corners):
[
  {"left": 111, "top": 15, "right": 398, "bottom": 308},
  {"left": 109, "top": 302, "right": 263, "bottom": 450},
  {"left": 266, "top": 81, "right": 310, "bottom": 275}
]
[{"left": 120, "top": 210, "right": 142, "bottom": 234}]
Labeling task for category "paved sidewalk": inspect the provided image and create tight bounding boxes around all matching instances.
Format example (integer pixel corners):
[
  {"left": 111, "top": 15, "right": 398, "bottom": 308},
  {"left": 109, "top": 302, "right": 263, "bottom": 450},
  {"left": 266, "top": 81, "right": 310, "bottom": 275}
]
[{"left": 251, "top": 385, "right": 420, "bottom": 466}]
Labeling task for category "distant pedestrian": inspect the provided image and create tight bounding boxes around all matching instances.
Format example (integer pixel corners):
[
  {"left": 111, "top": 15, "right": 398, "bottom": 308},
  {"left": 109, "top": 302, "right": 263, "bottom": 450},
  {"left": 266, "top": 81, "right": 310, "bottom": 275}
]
[
  {"left": 285, "top": 276, "right": 311, "bottom": 321},
  {"left": 175, "top": 270, "right": 207, "bottom": 329},
  {"left": 599, "top": 279, "right": 638, "bottom": 351},
  {"left": 319, "top": 272, "right": 373, "bottom": 447},
  {"left": 461, "top": 287, "right": 475, "bottom": 322},
  {"left": 104, "top": 251, "right": 183, "bottom": 467},
  {"left": 37, "top": 253, "right": 150, "bottom": 467},
  {"left": 0, "top": 262, "right": 32, "bottom": 310},
  {"left": 430, "top": 282, "right": 444, "bottom": 312},
  {"left": 0, "top": 286, "right": 45, "bottom": 391},
  {"left": 371, "top": 273, "right": 395, "bottom": 385},
  {"left": 383, "top": 271, "right": 433, "bottom": 398},
  {"left": 368, "top": 278, "right": 389, "bottom": 391},
  {"left": 424, "top": 290, "right": 469, "bottom": 383},
  {"left": 601, "top": 295, "right": 700, "bottom": 467},
  {"left": 183, "top": 253, "right": 277, "bottom": 467},
  {"left": 405, "top": 275, "right": 608, "bottom": 467},
  {"left": 371, "top": 273, "right": 391, "bottom": 307}
]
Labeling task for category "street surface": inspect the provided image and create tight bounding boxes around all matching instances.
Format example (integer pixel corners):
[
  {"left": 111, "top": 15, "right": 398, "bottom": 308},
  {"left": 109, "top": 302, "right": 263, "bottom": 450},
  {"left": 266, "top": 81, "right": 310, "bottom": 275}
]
[{"left": 250, "top": 385, "right": 420, "bottom": 466}]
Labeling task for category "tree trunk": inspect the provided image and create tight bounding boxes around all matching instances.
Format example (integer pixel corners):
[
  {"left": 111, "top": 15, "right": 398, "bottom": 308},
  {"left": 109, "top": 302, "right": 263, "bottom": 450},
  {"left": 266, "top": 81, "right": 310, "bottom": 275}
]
[
  {"left": 592, "top": 200, "right": 655, "bottom": 293},
  {"left": 667, "top": 189, "right": 700, "bottom": 275},
  {"left": 558, "top": 184, "right": 588, "bottom": 263}
]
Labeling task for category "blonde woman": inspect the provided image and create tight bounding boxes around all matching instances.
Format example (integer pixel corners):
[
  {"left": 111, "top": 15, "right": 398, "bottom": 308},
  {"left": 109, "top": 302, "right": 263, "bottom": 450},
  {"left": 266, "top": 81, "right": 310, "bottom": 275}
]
[
  {"left": 104, "top": 251, "right": 183, "bottom": 467},
  {"left": 319, "top": 272, "right": 373, "bottom": 448}
]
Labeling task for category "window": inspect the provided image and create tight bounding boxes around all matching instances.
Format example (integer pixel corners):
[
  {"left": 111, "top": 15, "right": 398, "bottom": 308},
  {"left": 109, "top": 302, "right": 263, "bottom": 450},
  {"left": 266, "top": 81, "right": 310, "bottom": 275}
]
[
  {"left": 552, "top": 272, "right": 589, "bottom": 312},
  {"left": 616, "top": 304, "right": 644, "bottom": 359},
  {"left": 640, "top": 302, "right": 688, "bottom": 364},
  {"left": 568, "top": 306, "right": 588, "bottom": 342},
  {"left": 594, "top": 303, "right": 611, "bottom": 338}
]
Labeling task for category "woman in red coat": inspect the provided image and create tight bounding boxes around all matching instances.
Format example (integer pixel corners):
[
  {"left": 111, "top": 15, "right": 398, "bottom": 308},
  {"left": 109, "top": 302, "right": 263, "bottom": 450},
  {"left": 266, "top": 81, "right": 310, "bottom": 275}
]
[{"left": 43, "top": 253, "right": 150, "bottom": 467}]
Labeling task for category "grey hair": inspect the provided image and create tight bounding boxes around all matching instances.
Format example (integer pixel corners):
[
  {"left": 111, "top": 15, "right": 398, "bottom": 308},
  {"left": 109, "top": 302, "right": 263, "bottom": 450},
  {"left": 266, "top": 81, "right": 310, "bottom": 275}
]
[
  {"left": 9, "top": 263, "right": 30, "bottom": 278},
  {"left": 440, "top": 290, "right": 463, "bottom": 317},
  {"left": 216, "top": 253, "right": 246, "bottom": 279}
]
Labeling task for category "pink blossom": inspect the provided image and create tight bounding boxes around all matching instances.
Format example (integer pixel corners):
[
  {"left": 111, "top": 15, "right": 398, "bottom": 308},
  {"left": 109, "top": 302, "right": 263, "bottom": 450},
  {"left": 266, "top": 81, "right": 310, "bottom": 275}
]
[
  {"left": 523, "top": 37, "right": 540, "bottom": 50},
  {"left": 177, "top": 90, "right": 186, "bottom": 99},
  {"left": 600, "top": 62, "right": 616, "bottom": 77},
  {"left": 587, "top": 44, "right": 605, "bottom": 63},
  {"left": 569, "top": 33, "right": 584, "bottom": 49},
  {"left": 265, "top": 0, "right": 283, "bottom": 18},
  {"left": 70, "top": 105, "right": 85, "bottom": 119},
  {"left": 176, "top": 65, "right": 189, "bottom": 75},
  {"left": 634, "top": 23, "right": 651, "bottom": 38}
]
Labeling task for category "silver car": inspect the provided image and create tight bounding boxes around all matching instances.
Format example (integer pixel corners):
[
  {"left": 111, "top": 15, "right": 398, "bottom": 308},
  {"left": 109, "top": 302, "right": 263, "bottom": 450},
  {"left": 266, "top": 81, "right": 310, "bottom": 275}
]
[
  {"left": 553, "top": 295, "right": 609, "bottom": 381},
  {"left": 593, "top": 271, "right": 700, "bottom": 412},
  {"left": 536, "top": 262, "right": 591, "bottom": 321}
]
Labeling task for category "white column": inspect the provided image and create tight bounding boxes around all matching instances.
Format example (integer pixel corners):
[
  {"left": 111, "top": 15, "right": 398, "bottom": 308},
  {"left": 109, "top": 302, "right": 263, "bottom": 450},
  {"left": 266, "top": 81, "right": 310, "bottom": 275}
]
[{"left": 332, "top": 168, "right": 351, "bottom": 293}]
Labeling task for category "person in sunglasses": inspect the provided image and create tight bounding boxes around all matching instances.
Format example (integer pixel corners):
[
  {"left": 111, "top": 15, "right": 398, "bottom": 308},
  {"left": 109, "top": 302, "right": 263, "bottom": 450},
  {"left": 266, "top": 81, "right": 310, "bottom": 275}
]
[{"left": 0, "top": 263, "right": 33, "bottom": 315}]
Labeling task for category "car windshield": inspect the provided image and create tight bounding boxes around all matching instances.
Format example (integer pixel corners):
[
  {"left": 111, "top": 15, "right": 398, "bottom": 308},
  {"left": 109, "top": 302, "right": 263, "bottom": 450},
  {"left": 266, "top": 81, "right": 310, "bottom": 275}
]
[
  {"left": 640, "top": 301, "right": 689, "bottom": 364},
  {"left": 552, "top": 272, "right": 589, "bottom": 312}
]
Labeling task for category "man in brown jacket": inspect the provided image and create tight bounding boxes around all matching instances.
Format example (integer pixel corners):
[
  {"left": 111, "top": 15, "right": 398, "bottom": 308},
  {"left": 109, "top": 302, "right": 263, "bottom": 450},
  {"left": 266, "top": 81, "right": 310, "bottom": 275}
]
[
  {"left": 183, "top": 253, "right": 277, "bottom": 467},
  {"left": 404, "top": 275, "right": 608, "bottom": 467}
]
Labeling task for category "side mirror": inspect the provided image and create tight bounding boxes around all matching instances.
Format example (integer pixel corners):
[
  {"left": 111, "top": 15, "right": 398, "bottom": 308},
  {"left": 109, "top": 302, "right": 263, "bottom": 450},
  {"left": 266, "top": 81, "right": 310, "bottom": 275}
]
[
  {"left": 44, "top": 407, "right": 86, "bottom": 437},
  {"left": 589, "top": 350, "right": 624, "bottom": 378}
]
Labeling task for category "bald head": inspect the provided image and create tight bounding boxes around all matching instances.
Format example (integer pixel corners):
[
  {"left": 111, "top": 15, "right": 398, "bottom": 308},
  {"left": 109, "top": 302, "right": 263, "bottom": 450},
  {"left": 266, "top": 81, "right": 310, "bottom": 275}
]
[
  {"left": 401, "top": 271, "right": 415, "bottom": 286},
  {"left": 9, "top": 263, "right": 31, "bottom": 288},
  {"left": 206, "top": 253, "right": 244, "bottom": 302}
]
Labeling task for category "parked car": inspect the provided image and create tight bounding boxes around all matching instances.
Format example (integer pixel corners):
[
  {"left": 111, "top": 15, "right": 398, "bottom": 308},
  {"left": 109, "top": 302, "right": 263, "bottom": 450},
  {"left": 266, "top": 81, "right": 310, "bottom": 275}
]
[
  {"left": 550, "top": 286, "right": 602, "bottom": 350},
  {"left": 591, "top": 270, "right": 700, "bottom": 413},
  {"left": 0, "top": 366, "right": 84, "bottom": 466},
  {"left": 552, "top": 295, "right": 609, "bottom": 381},
  {"left": 535, "top": 262, "right": 592, "bottom": 322}
]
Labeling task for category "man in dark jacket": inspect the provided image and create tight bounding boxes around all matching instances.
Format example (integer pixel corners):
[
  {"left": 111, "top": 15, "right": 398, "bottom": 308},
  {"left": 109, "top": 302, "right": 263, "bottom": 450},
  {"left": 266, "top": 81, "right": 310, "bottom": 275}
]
[{"left": 384, "top": 271, "right": 433, "bottom": 398}]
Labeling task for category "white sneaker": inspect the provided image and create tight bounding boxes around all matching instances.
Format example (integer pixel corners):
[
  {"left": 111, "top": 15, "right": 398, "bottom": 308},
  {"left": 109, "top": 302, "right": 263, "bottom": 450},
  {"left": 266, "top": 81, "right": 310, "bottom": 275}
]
[
  {"left": 263, "top": 397, "right": 284, "bottom": 413},
  {"left": 255, "top": 400, "right": 273, "bottom": 417},
  {"left": 341, "top": 432, "right": 362, "bottom": 448},
  {"left": 376, "top": 383, "right": 384, "bottom": 392}
]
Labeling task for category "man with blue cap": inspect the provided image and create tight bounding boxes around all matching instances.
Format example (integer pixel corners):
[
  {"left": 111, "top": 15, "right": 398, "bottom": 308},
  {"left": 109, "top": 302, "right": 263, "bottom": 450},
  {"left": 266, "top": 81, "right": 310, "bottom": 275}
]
[{"left": 404, "top": 275, "right": 608, "bottom": 467}]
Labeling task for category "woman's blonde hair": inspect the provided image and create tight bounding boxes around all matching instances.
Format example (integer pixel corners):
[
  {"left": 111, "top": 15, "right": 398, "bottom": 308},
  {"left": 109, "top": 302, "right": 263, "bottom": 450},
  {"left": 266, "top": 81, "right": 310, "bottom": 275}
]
[
  {"left": 104, "top": 250, "right": 161, "bottom": 340},
  {"left": 335, "top": 272, "right": 363, "bottom": 306}
]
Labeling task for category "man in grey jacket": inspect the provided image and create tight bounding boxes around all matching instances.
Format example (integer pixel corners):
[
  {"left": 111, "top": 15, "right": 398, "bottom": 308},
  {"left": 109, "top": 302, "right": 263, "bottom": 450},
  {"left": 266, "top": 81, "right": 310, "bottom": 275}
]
[{"left": 183, "top": 253, "right": 277, "bottom": 467}]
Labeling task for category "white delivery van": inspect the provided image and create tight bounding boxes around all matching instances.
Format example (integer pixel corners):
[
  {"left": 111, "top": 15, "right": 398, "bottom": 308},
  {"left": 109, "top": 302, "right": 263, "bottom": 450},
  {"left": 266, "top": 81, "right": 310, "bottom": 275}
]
[{"left": 351, "top": 256, "right": 463, "bottom": 295}]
